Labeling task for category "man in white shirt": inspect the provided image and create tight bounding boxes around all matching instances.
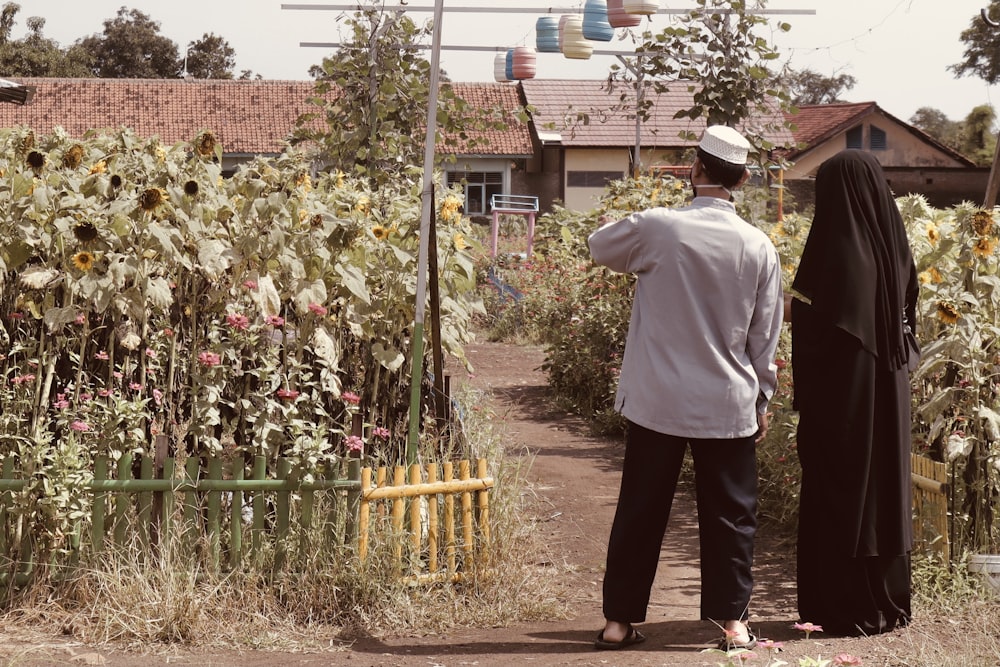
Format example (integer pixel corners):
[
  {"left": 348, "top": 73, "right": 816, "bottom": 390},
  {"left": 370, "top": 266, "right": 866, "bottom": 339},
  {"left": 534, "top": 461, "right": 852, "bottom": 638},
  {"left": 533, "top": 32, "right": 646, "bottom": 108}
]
[{"left": 589, "top": 125, "right": 783, "bottom": 652}]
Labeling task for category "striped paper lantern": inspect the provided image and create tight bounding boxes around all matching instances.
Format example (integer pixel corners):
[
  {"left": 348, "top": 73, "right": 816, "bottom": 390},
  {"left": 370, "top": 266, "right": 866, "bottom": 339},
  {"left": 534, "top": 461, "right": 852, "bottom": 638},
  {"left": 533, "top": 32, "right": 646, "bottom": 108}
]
[
  {"left": 505, "top": 48, "right": 514, "bottom": 81},
  {"left": 558, "top": 14, "right": 573, "bottom": 51},
  {"left": 561, "top": 16, "right": 594, "bottom": 60},
  {"left": 608, "top": 0, "right": 643, "bottom": 28},
  {"left": 493, "top": 52, "right": 510, "bottom": 82},
  {"left": 624, "top": 0, "right": 659, "bottom": 15},
  {"left": 512, "top": 46, "right": 537, "bottom": 80},
  {"left": 536, "top": 16, "right": 561, "bottom": 53},
  {"left": 583, "top": 0, "right": 615, "bottom": 41}
]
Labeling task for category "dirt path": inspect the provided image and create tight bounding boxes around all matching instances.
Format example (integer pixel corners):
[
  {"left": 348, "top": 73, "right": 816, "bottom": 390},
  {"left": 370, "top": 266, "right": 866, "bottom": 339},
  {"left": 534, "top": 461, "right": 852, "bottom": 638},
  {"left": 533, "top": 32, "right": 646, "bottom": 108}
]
[{"left": 2, "top": 341, "right": 913, "bottom": 666}]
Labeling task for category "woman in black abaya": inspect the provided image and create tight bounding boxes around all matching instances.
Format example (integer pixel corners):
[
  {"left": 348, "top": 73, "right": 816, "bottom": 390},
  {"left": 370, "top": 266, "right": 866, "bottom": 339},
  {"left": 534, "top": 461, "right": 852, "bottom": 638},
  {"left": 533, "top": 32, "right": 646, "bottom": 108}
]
[{"left": 789, "top": 150, "right": 919, "bottom": 636}]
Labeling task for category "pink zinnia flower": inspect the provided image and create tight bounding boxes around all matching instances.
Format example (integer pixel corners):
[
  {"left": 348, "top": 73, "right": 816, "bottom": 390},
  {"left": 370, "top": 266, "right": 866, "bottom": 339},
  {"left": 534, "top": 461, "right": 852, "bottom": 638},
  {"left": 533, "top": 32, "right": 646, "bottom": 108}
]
[
  {"left": 344, "top": 435, "right": 364, "bottom": 453},
  {"left": 226, "top": 313, "right": 250, "bottom": 330},
  {"left": 243, "top": 280, "right": 258, "bottom": 290},
  {"left": 342, "top": 391, "right": 360, "bottom": 405},
  {"left": 198, "top": 351, "right": 221, "bottom": 367},
  {"left": 113, "top": 371, "right": 123, "bottom": 379},
  {"left": 163, "top": 327, "right": 174, "bottom": 337},
  {"left": 52, "top": 394, "right": 70, "bottom": 409},
  {"left": 94, "top": 351, "right": 109, "bottom": 361},
  {"left": 74, "top": 312, "right": 86, "bottom": 325},
  {"left": 79, "top": 393, "right": 92, "bottom": 402},
  {"left": 307, "top": 302, "right": 328, "bottom": 316},
  {"left": 756, "top": 639, "right": 784, "bottom": 650},
  {"left": 276, "top": 388, "right": 300, "bottom": 401},
  {"left": 70, "top": 420, "right": 90, "bottom": 432},
  {"left": 153, "top": 388, "right": 163, "bottom": 406},
  {"left": 12, "top": 374, "right": 36, "bottom": 385},
  {"left": 833, "top": 655, "right": 862, "bottom": 667},
  {"left": 793, "top": 622, "right": 822, "bottom": 639},
  {"left": 98, "top": 389, "right": 112, "bottom": 397},
  {"left": 145, "top": 348, "right": 157, "bottom": 358},
  {"left": 373, "top": 426, "right": 390, "bottom": 439},
  {"left": 265, "top": 315, "right": 285, "bottom": 327},
  {"left": 129, "top": 382, "right": 143, "bottom": 391}
]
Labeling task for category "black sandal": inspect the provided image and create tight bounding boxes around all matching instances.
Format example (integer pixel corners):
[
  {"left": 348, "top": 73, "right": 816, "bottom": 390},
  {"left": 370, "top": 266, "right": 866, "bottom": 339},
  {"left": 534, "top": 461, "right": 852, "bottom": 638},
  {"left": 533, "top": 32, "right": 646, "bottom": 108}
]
[{"left": 595, "top": 624, "right": 647, "bottom": 650}]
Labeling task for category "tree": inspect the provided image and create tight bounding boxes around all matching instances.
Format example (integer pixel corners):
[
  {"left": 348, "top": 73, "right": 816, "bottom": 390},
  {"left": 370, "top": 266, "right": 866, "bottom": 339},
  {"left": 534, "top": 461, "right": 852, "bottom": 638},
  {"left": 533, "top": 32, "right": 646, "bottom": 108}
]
[
  {"left": 781, "top": 68, "right": 856, "bottom": 105},
  {"left": 952, "top": 1, "right": 1000, "bottom": 84},
  {"left": 184, "top": 32, "right": 236, "bottom": 79},
  {"left": 75, "top": 7, "right": 181, "bottom": 78},
  {"left": 0, "top": 4, "right": 93, "bottom": 76},
  {"left": 615, "top": 0, "right": 795, "bottom": 167},
  {"left": 959, "top": 104, "right": 997, "bottom": 166},
  {"left": 910, "top": 107, "right": 963, "bottom": 152},
  {"left": 295, "top": 3, "right": 512, "bottom": 188}
]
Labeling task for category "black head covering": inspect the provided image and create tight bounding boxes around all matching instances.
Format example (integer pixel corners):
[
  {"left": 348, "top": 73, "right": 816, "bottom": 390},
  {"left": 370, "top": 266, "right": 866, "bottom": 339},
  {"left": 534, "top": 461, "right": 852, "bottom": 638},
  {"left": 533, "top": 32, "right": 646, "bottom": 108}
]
[{"left": 792, "top": 150, "right": 916, "bottom": 370}]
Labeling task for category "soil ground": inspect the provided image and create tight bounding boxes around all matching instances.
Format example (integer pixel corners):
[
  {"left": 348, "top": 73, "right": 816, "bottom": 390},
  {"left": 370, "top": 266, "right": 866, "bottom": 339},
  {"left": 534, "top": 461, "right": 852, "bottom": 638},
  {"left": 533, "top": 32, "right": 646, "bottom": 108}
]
[{"left": 1, "top": 341, "right": 927, "bottom": 667}]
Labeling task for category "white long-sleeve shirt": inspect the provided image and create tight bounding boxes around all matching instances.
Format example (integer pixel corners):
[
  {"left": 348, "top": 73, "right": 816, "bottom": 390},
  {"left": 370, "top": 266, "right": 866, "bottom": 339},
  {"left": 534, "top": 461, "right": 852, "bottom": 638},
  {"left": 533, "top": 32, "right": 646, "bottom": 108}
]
[{"left": 588, "top": 197, "right": 783, "bottom": 439}]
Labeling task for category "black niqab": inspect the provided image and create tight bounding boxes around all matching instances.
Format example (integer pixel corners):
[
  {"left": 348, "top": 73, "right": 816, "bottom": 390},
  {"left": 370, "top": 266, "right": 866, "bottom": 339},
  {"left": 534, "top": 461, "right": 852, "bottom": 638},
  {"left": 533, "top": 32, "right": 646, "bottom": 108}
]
[{"left": 792, "top": 150, "right": 915, "bottom": 370}]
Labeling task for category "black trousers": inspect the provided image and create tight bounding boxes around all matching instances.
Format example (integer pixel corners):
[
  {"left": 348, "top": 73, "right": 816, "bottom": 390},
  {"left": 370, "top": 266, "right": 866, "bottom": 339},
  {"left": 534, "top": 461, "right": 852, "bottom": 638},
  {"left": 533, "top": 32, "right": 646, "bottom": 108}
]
[{"left": 602, "top": 421, "right": 758, "bottom": 624}]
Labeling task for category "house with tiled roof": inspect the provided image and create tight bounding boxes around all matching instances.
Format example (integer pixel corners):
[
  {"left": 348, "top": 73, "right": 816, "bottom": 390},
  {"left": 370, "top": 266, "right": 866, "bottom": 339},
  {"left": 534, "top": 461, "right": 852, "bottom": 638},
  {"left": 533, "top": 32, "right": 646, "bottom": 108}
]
[
  {"left": 0, "top": 78, "right": 534, "bottom": 209},
  {"left": 783, "top": 102, "right": 984, "bottom": 208},
  {"left": 519, "top": 78, "right": 794, "bottom": 211}
]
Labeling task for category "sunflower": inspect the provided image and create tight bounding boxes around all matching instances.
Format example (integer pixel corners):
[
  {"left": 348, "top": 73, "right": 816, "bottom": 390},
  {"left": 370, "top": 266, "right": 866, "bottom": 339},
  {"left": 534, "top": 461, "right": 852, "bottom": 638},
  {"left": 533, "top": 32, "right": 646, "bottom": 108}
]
[
  {"left": 63, "top": 144, "right": 85, "bottom": 169},
  {"left": 927, "top": 267, "right": 943, "bottom": 283},
  {"left": 356, "top": 196, "right": 371, "bottom": 214},
  {"left": 372, "top": 224, "right": 390, "bottom": 241},
  {"left": 139, "top": 188, "right": 165, "bottom": 211},
  {"left": 936, "top": 301, "right": 960, "bottom": 324},
  {"left": 195, "top": 131, "right": 217, "bottom": 157},
  {"left": 26, "top": 151, "right": 45, "bottom": 171},
  {"left": 89, "top": 160, "right": 107, "bottom": 175},
  {"left": 453, "top": 232, "right": 469, "bottom": 251},
  {"left": 926, "top": 223, "right": 940, "bottom": 245},
  {"left": 20, "top": 131, "right": 34, "bottom": 153},
  {"left": 972, "top": 236, "right": 997, "bottom": 258},
  {"left": 73, "top": 221, "right": 99, "bottom": 243},
  {"left": 72, "top": 251, "right": 96, "bottom": 271},
  {"left": 972, "top": 210, "right": 995, "bottom": 237},
  {"left": 295, "top": 172, "right": 312, "bottom": 192},
  {"left": 183, "top": 180, "right": 199, "bottom": 196}
]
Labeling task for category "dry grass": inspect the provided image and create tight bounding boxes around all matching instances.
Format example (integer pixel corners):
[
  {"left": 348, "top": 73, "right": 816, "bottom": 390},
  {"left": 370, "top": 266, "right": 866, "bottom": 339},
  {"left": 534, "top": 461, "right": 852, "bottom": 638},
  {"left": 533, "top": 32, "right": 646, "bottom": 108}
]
[{"left": 0, "top": 386, "right": 567, "bottom": 654}]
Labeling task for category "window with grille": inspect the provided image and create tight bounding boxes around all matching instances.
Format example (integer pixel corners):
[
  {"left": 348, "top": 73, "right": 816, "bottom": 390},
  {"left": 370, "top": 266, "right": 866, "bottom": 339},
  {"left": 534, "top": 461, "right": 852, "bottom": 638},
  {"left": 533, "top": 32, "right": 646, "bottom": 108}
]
[
  {"left": 870, "top": 126, "right": 887, "bottom": 150},
  {"left": 846, "top": 126, "right": 863, "bottom": 150}
]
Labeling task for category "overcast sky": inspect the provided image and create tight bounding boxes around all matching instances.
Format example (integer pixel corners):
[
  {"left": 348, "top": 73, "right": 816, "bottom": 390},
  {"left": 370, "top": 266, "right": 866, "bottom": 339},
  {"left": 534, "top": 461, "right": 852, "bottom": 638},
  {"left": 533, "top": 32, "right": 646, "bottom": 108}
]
[{"left": 14, "top": 1, "right": 997, "bottom": 123}]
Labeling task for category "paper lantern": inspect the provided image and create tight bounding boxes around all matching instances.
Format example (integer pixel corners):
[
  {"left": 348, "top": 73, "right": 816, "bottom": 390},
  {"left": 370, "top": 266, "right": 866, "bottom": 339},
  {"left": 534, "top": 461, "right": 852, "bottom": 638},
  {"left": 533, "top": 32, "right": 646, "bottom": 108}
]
[
  {"left": 493, "top": 52, "right": 510, "bottom": 82},
  {"left": 561, "top": 16, "right": 594, "bottom": 60},
  {"left": 608, "top": 0, "right": 643, "bottom": 28},
  {"left": 505, "top": 49, "right": 515, "bottom": 81},
  {"left": 536, "top": 16, "right": 560, "bottom": 53},
  {"left": 558, "top": 14, "right": 572, "bottom": 51},
  {"left": 512, "top": 46, "right": 537, "bottom": 80},
  {"left": 624, "top": 0, "right": 659, "bottom": 15},
  {"left": 583, "top": 0, "right": 614, "bottom": 42}
]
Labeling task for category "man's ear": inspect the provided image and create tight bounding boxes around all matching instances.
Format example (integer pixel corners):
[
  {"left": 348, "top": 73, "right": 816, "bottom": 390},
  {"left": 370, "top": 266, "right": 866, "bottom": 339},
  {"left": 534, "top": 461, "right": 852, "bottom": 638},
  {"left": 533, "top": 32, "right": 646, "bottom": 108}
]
[{"left": 737, "top": 167, "right": 751, "bottom": 188}]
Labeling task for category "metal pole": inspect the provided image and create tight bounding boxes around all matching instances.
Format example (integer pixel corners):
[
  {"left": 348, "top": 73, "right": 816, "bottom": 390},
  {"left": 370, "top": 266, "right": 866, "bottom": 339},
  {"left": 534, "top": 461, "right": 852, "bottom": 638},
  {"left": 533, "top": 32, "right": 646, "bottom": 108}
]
[{"left": 406, "top": 0, "right": 445, "bottom": 465}]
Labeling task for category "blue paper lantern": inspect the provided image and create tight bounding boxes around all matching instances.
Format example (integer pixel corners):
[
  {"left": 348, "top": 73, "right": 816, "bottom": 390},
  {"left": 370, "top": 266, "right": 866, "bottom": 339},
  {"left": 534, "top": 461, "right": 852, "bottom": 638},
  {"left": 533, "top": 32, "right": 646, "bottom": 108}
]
[
  {"left": 583, "top": 0, "right": 615, "bottom": 42},
  {"left": 505, "top": 49, "right": 514, "bottom": 81},
  {"left": 536, "top": 16, "right": 561, "bottom": 53}
]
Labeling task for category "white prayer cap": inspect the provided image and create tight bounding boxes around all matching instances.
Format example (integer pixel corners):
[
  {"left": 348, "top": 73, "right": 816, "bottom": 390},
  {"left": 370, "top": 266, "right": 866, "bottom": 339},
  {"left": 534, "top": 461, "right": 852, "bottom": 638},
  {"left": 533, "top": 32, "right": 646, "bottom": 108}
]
[{"left": 698, "top": 125, "right": 751, "bottom": 165}]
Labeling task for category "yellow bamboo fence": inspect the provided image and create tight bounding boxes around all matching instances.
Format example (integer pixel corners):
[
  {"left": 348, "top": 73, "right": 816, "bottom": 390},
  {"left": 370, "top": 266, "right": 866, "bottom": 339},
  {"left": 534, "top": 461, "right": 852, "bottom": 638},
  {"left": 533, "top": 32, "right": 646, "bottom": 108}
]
[
  {"left": 358, "top": 459, "right": 493, "bottom": 583},
  {"left": 912, "top": 453, "right": 949, "bottom": 559}
]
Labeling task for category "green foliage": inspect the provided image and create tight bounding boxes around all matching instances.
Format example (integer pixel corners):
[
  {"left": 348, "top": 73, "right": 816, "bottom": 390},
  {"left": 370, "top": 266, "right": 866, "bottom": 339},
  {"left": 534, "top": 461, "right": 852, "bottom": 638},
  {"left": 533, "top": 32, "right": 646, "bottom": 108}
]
[
  {"left": 910, "top": 107, "right": 965, "bottom": 154},
  {"left": 0, "top": 5, "right": 93, "bottom": 77},
  {"left": 295, "top": 3, "right": 514, "bottom": 189},
  {"left": 958, "top": 104, "right": 997, "bottom": 166},
  {"left": 952, "top": 1, "right": 1000, "bottom": 84},
  {"left": 614, "top": 0, "right": 794, "bottom": 166},
  {"left": 0, "top": 127, "right": 482, "bottom": 579},
  {"left": 74, "top": 7, "right": 182, "bottom": 78},
  {"left": 780, "top": 67, "right": 857, "bottom": 106},
  {"left": 184, "top": 32, "right": 237, "bottom": 79}
]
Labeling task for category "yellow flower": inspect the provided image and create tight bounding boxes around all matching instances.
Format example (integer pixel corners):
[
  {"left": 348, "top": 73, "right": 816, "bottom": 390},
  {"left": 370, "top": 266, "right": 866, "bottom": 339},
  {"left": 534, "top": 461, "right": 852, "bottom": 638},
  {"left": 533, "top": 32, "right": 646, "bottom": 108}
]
[
  {"left": 926, "top": 223, "right": 940, "bottom": 245},
  {"left": 296, "top": 172, "right": 312, "bottom": 192},
  {"left": 195, "top": 131, "right": 217, "bottom": 157},
  {"left": 72, "top": 251, "right": 95, "bottom": 271},
  {"left": 356, "top": 196, "right": 370, "bottom": 214},
  {"left": 63, "top": 144, "right": 84, "bottom": 169},
  {"left": 336, "top": 170, "right": 345, "bottom": 188},
  {"left": 155, "top": 145, "right": 166, "bottom": 162},
  {"left": 453, "top": 232, "right": 469, "bottom": 251},
  {"left": 372, "top": 224, "right": 390, "bottom": 241},
  {"left": 139, "top": 188, "right": 165, "bottom": 211},
  {"left": 928, "top": 267, "right": 943, "bottom": 283},
  {"left": 936, "top": 301, "right": 960, "bottom": 324},
  {"left": 299, "top": 209, "right": 309, "bottom": 223},
  {"left": 972, "top": 210, "right": 995, "bottom": 237},
  {"left": 89, "top": 160, "right": 107, "bottom": 175},
  {"left": 972, "top": 236, "right": 997, "bottom": 258}
]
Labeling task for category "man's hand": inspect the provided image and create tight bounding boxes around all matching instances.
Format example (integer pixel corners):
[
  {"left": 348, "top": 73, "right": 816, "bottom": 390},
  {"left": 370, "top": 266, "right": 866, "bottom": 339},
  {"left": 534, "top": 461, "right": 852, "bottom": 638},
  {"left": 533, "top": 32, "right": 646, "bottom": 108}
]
[{"left": 755, "top": 411, "right": 770, "bottom": 443}]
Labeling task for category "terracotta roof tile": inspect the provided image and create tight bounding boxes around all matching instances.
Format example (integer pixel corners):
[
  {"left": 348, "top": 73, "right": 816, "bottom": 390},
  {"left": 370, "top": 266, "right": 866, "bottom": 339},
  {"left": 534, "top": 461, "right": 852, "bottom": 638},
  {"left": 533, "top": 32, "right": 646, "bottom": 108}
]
[
  {"left": 520, "top": 79, "right": 793, "bottom": 149},
  {"left": 444, "top": 82, "right": 533, "bottom": 156},
  {"left": 1, "top": 78, "right": 532, "bottom": 158},
  {"left": 783, "top": 101, "right": 877, "bottom": 148}
]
